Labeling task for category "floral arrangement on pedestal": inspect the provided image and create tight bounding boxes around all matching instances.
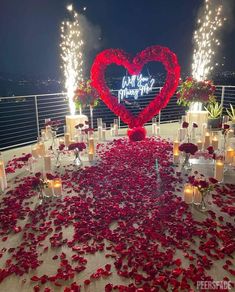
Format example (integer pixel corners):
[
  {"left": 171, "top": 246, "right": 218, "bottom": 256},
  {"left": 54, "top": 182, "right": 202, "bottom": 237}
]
[
  {"left": 176, "top": 77, "right": 216, "bottom": 108},
  {"left": 73, "top": 80, "right": 99, "bottom": 109}
]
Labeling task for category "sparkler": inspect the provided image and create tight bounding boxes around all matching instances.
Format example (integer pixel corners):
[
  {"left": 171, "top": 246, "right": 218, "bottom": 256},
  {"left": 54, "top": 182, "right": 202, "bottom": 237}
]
[
  {"left": 60, "top": 4, "right": 84, "bottom": 115},
  {"left": 192, "top": 0, "right": 226, "bottom": 81}
]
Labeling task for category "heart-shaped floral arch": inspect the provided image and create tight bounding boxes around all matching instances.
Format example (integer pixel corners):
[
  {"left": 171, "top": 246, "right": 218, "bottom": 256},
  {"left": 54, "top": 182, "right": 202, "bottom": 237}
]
[{"left": 90, "top": 45, "right": 180, "bottom": 129}]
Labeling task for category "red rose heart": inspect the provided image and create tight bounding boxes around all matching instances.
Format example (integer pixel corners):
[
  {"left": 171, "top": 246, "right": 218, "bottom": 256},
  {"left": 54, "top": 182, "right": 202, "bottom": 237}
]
[{"left": 91, "top": 45, "right": 180, "bottom": 128}]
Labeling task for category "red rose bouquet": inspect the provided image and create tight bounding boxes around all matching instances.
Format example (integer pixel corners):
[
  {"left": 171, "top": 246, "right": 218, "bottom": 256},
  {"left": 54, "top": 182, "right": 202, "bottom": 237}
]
[
  {"left": 179, "top": 143, "right": 198, "bottom": 155},
  {"left": 74, "top": 80, "right": 99, "bottom": 109},
  {"left": 68, "top": 142, "right": 86, "bottom": 151},
  {"left": 176, "top": 77, "right": 216, "bottom": 107}
]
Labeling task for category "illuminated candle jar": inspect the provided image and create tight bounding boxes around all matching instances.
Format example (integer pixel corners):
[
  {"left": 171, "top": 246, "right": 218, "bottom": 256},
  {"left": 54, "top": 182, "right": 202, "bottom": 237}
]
[
  {"left": 53, "top": 178, "right": 62, "bottom": 197},
  {"left": 88, "top": 136, "right": 95, "bottom": 154},
  {"left": 41, "top": 129, "right": 47, "bottom": 141},
  {"left": 211, "top": 136, "right": 219, "bottom": 150},
  {"left": 44, "top": 180, "right": 54, "bottom": 197},
  {"left": 214, "top": 159, "right": 224, "bottom": 182},
  {"left": 37, "top": 142, "right": 46, "bottom": 157},
  {"left": 173, "top": 140, "right": 179, "bottom": 153},
  {"left": 59, "top": 138, "right": 64, "bottom": 145},
  {"left": 46, "top": 125, "right": 52, "bottom": 138},
  {"left": 88, "top": 152, "right": 94, "bottom": 162},
  {"left": 197, "top": 140, "right": 203, "bottom": 150},
  {"left": 173, "top": 152, "right": 180, "bottom": 164},
  {"left": 193, "top": 187, "right": 202, "bottom": 205},
  {"left": 183, "top": 184, "right": 194, "bottom": 204},
  {"left": 204, "top": 132, "right": 211, "bottom": 149},
  {"left": 225, "top": 147, "right": 235, "bottom": 164},
  {"left": 64, "top": 133, "right": 70, "bottom": 147},
  {"left": 31, "top": 146, "right": 39, "bottom": 159},
  {"left": 0, "top": 154, "right": 7, "bottom": 189},
  {"left": 232, "top": 156, "right": 235, "bottom": 167},
  {"left": 43, "top": 154, "right": 52, "bottom": 172}
]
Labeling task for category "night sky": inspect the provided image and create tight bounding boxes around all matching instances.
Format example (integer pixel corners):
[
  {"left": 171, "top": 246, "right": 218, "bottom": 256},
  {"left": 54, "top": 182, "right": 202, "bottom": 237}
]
[{"left": 0, "top": 0, "right": 234, "bottom": 79}]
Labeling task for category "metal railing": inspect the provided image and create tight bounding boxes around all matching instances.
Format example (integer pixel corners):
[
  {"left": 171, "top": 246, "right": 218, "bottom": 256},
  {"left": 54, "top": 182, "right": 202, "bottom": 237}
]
[{"left": 0, "top": 85, "right": 234, "bottom": 150}]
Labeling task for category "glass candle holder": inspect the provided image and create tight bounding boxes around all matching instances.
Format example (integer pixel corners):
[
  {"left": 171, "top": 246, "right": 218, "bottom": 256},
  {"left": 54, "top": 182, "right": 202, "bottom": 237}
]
[
  {"left": 53, "top": 178, "right": 62, "bottom": 197},
  {"left": 97, "top": 118, "right": 103, "bottom": 128}
]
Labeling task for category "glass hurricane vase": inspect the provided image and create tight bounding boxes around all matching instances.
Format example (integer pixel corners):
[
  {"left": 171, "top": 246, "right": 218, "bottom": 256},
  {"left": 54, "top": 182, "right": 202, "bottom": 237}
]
[
  {"left": 198, "top": 190, "right": 210, "bottom": 212},
  {"left": 181, "top": 153, "right": 192, "bottom": 171},
  {"left": 74, "top": 150, "right": 82, "bottom": 167}
]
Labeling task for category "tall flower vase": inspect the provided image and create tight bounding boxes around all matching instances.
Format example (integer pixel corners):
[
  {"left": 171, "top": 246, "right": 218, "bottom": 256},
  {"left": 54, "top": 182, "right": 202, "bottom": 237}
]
[
  {"left": 198, "top": 190, "right": 209, "bottom": 212},
  {"left": 38, "top": 187, "right": 45, "bottom": 205},
  {"left": 181, "top": 153, "right": 192, "bottom": 171},
  {"left": 74, "top": 149, "right": 82, "bottom": 167}
]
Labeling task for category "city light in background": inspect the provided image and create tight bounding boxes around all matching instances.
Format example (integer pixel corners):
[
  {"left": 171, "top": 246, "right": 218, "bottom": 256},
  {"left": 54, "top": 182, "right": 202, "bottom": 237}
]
[
  {"left": 60, "top": 4, "right": 84, "bottom": 115},
  {"left": 192, "top": 0, "right": 226, "bottom": 81}
]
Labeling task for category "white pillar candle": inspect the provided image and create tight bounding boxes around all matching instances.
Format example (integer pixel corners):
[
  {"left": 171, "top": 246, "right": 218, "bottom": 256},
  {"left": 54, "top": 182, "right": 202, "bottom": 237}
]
[
  {"left": 191, "top": 127, "right": 196, "bottom": 140},
  {"left": 0, "top": 161, "right": 7, "bottom": 189},
  {"left": 102, "top": 129, "right": 106, "bottom": 141},
  {"left": 183, "top": 184, "right": 194, "bottom": 204},
  {"left": 88, "top": 138, "right": 95, "bottom": 154},
  {"left": 53, "top": 178, "right": 62, "bottom": 197},
  {"left": 98, "top": 126, "right": 103, "bottom": 141},
  {"left": 214, "top": 160, "right": 224, "bottom": 182},
  {"left": 114, "top": 124, "right": 118, "bottom": 136},
  {"left": 152, "top": 123, "right": 156, "bottom": 135},
  {"left": 225, "top": 148, "right": 235, "bottom": 164},
  {"left": 0, "top": 177, "right": 4, "bottom": 192},
  {"left": 37, "top": 142, "right": 46, "bottom": 157},
  {"left": 193, "top": 187, "right": 202, "bottom": 205},
  {"left": 155, "top": 125, "right": 160, "bottom": 135},
  {"left": 178, "top": 128, "right": 187, "bottom": 141},
  {"left": 197, "top": 140, "right": 203, "bottom": 150},
  {"left": 64, "top": 133, "right": 70, "bottom": 147},
  {"left": 43, "top": 155, "right": 51, "bottom": 172},
  {"left": 32, "top": 147, "right": 39, "bottom": 158},
  {"left": 204, "top": 132, "right": 210, "bottom": 149},
  {"left": 211, "top": 137, "right": 219, "bottom": 150},
  {"left": 202, "top": 123, "right": 207, "bottom": 137},
  {"left": 46, "top": 126, "right": 52, "bottom": 138},
  {"left": 41, "top": 129, "right": 47, "bottom": 141},
  {"left": 59, "top": 138, "right": 64, "bottom": 145}
]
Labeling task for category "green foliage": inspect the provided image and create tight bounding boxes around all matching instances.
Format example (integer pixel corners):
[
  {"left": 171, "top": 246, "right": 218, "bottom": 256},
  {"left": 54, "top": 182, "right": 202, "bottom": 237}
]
[
  {"left": 205, "top": 102, "right": 223, "bottom": 119},
  {"left": 226, "top": 104, "right": 235, "bottom": 122}
]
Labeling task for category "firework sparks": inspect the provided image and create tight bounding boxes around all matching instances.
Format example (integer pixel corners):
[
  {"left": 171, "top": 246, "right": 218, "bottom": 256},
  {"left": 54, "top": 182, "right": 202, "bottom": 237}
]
[
  {"left": 192, "top": 0, "right": 226, "bottom": 81},
  {"left": 60, "top": 4, "right": 84, "bottom": 115}
]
